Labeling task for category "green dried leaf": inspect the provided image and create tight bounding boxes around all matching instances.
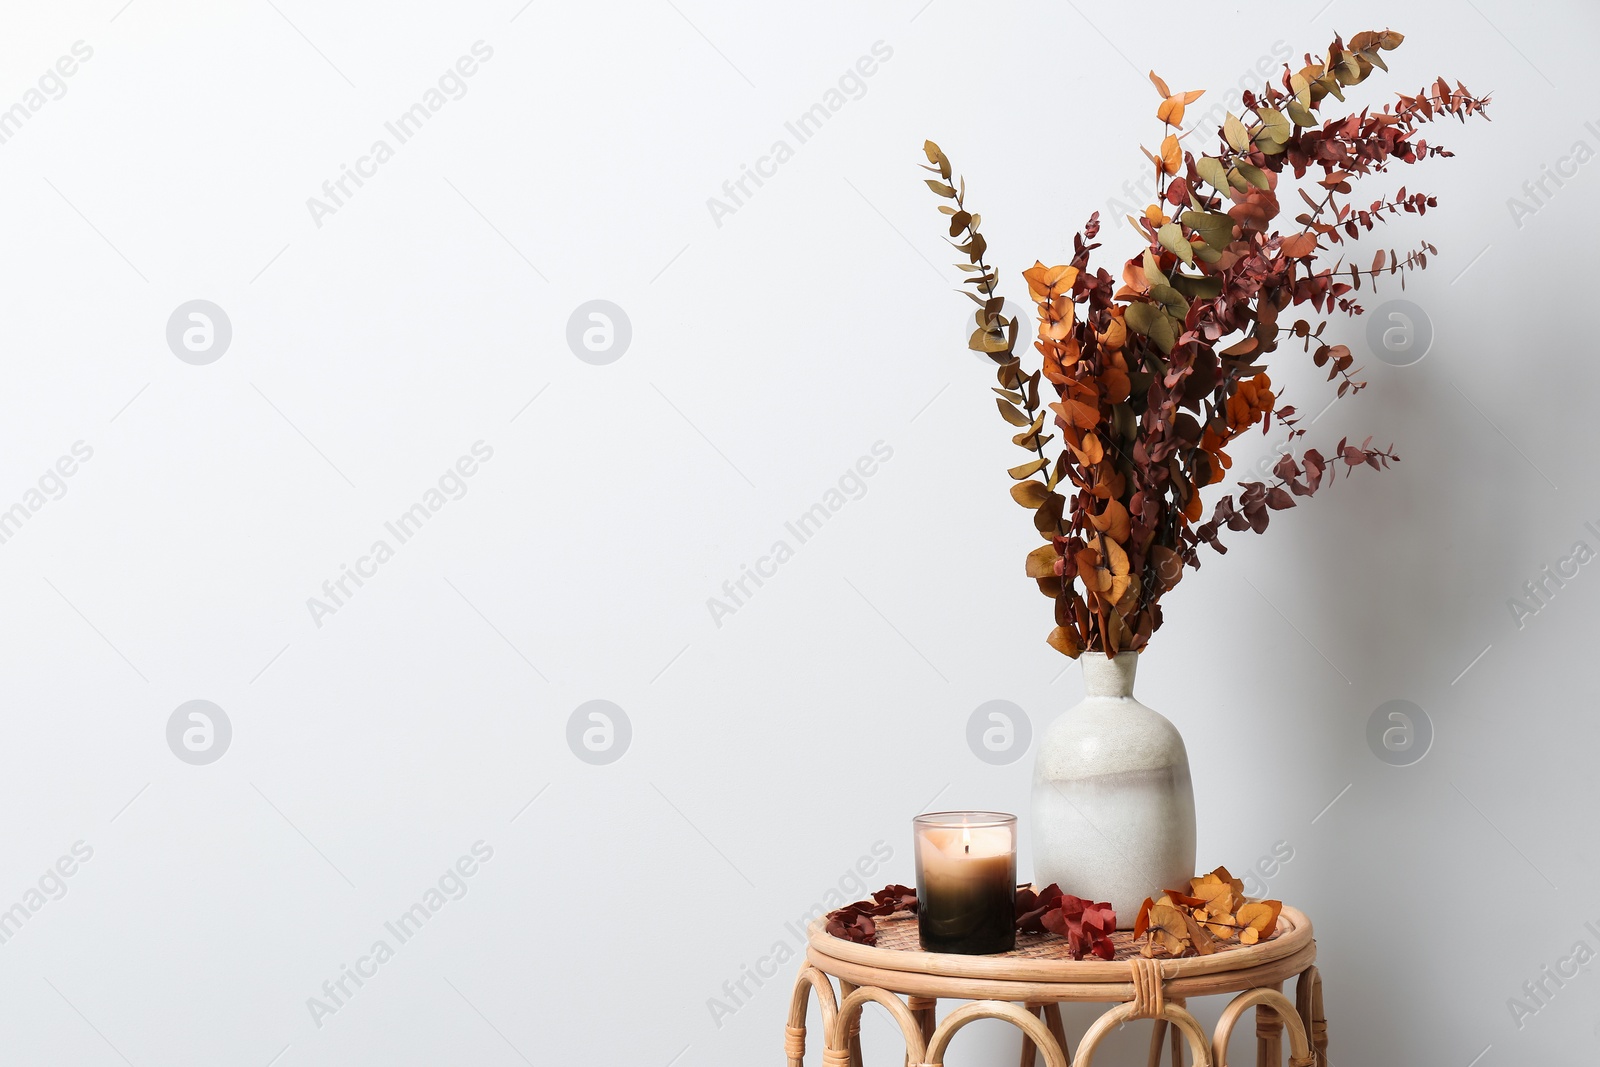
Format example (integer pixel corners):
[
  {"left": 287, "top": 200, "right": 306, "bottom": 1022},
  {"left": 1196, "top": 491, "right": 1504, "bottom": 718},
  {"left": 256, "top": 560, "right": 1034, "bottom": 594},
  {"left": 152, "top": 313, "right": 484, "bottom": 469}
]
[
  {"left": 1289, "top": 72, "right": 1312, "bottom": 108},
  {"left": 1148, "top": 315, "right": 1176, "bottom": 354},
  {"left": 1112, "top": 402, "right": 1137, "bottom": 440},
  {"left": 1169, "top": 273, "right": 1223, "bottom": 300},
  {"left": 1196, "top": 156, "right": 1229, "bottom": 191},
  {"left": 1150, "top": 284, "right": 1189, "bottom": 319},
  {"left": 1223, "top": 113, "right": 1249, "bottom": 152},
  {"left": 1255, "top": 108, "right": 1291, "bottom": 147},
  {"left": 1234, "top": 161, "right": 1270, "bottom": 190},
  {"left": 1142, "top": 249, "right": 1170, "bottom": 290},
  {"left": 1157, "top": 222, "right": 1194, "bottom": 265},
  {"left": 1181, "top": 210, "right": 1234, "bottom": 251},
  {"left": 1124, "top": 301, "right": 1161, "bottom": 339}
]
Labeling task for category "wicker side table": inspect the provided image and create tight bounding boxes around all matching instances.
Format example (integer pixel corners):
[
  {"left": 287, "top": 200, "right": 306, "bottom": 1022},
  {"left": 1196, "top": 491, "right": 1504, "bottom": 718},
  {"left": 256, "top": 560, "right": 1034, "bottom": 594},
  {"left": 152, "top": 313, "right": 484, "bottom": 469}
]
[{"left": 786, "top": 902, "right": 1327, "bottom": 1067}]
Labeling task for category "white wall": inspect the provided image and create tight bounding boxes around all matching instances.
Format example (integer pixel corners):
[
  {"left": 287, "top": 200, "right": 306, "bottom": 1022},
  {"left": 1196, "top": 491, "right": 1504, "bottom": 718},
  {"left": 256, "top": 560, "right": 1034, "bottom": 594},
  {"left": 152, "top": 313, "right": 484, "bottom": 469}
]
[{"left": 0, "top": 0, "right": 1591, "bottom": 1063}]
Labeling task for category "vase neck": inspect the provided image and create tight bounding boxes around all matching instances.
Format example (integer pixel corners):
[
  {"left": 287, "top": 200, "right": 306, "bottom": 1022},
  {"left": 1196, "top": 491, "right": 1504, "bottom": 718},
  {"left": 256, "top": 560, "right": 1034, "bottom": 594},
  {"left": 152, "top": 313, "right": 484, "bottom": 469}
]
[{"left": 1081, "top": 652, "right": 1138, "bottom": 697}]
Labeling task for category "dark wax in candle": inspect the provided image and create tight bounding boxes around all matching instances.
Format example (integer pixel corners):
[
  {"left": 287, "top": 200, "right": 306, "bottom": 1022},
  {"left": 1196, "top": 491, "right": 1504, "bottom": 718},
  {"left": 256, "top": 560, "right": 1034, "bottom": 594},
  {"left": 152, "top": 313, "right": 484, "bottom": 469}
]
[{"left": 916, "top": 853, "right": 1016, "bottom": 954}]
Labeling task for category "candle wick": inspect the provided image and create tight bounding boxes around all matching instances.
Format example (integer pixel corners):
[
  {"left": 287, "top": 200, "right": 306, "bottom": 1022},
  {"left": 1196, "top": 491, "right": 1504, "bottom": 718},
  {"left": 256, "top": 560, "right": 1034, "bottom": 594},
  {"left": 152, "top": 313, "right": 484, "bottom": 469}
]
[{"left": 964, "top": 844, "right": 969, "bottom": 854}]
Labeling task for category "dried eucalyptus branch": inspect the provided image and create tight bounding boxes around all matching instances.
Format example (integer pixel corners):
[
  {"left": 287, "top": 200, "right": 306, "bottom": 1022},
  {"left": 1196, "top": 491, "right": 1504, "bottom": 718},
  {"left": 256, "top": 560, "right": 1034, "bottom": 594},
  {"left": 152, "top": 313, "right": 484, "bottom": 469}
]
[{"left": 923, "top": 29, "right": 1490, "bottom": 658}]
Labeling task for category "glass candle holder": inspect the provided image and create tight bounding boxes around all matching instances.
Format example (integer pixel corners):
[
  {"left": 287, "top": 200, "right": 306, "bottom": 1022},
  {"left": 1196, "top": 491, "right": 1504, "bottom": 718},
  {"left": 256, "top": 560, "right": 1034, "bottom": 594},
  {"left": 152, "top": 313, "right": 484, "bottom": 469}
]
[{"left": 913, "top": 811, "right": 1017, "bottom": 955}]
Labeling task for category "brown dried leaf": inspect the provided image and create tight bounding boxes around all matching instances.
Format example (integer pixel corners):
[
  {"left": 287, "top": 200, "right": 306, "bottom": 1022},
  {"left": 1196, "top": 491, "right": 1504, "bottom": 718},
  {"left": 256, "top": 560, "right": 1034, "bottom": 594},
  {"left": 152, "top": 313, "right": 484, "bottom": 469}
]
[
  {"left": 1011, "top": 480, "right": 1050, "bottom": 508},
  {"left": 1046, "top": 626, "right": 1081, "bottom": 657},
  {"left": 996, "top": 398, "right": 1031, "bottom": 426},
  {"left": 1026, "top": 544, "right": 1061, "bottom": 578},
  {"left": 1008, "top": 458, "right": 1047, "bottom": 480}
]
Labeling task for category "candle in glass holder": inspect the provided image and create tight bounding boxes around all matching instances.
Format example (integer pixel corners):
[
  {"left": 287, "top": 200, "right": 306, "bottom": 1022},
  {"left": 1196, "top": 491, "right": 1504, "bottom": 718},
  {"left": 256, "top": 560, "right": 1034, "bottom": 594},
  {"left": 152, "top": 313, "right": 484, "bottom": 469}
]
[{"left": 913, "top": 811, "right": 1017, "bottom": 955}]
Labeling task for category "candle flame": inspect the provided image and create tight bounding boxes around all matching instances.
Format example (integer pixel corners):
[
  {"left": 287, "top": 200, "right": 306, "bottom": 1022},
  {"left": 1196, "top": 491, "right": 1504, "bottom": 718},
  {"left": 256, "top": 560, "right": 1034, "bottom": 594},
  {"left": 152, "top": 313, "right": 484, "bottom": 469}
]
[{"left": 962, "top": 824, "right": 970, "bottom": 854}]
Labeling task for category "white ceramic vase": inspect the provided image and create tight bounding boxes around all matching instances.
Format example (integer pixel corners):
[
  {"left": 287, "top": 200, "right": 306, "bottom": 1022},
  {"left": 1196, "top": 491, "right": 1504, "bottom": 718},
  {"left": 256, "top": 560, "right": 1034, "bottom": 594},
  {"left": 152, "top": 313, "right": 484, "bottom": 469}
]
[{"left": 1030, "top": 651, "right": 1196, "bottom": 928}]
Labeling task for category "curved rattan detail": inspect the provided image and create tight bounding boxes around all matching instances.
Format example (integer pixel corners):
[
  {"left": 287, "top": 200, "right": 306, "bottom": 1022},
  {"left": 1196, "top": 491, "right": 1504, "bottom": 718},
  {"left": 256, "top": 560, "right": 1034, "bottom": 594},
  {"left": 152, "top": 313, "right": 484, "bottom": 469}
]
[
  {"left": 1213, "top": 987, "right": 1311, "bottom": 1066},
  {"left": 1296, "top": 965, "right": 1328, "bottom": 1066},
  {"left": 785, "top": 965, "right": 839, "bottom": 1067},
  {"left": 792, "top": 901, "right": 1327, "bottom": 1067},
  {"left": 833, "top": 987, "right": 929, "bottom": 1064},
  {"left": 1076, "top": 1001, "right": 1211, "bottom": 1066},
  {"left": 926, "top": 1001, "right": 1069, "bottom": 1067}
]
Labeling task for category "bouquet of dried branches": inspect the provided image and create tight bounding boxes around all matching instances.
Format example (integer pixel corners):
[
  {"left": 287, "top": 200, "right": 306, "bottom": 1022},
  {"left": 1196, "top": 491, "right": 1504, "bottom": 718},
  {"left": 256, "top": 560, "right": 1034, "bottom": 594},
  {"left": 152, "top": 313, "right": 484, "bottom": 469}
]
[{"left": 924, "top": 30, "right": 1488, "bottom": 657}]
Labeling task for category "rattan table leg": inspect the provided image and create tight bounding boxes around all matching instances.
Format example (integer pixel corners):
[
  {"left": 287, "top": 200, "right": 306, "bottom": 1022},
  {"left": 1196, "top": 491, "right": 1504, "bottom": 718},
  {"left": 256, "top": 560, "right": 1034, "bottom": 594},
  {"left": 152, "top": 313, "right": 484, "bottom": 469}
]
[
  {"left": 839, "top": 980, "right": 864, "bottom": 1067},
  {"left": 1315, "top": 990, "right": 1328, "bottom": 1067},
  {"left": 1041, "top": 1003, "right": 1071, "bottom": 1066},
  {"left": 1019, "top": 1011, "right": 1038, "bottom": 1067},
  {"left": 787, "top": 965, "right": 840, "bottom": 1067},
  {"left": 1295, "top": 966, "right": 1327, "bottom": 1067},
  {"left": 1169, "top": 997, "right": 1185, "bottom": 1066},
  {"left": 1256, "top": 981, "right": 1283, "bottom": 1066},
  {"left": 907, "top": 995, "right": 937, "bottom": 1046},
  {"left": 1145, "top": 1018, "right": 1168, "bottom": 1067}
]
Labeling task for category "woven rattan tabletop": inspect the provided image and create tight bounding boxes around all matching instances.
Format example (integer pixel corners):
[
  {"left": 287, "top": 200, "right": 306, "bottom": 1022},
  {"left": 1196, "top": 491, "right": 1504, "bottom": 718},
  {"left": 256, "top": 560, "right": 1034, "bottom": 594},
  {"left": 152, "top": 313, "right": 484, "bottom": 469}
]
[{"left": 807, "top": 900, "right": 1313, "bottom": 989}]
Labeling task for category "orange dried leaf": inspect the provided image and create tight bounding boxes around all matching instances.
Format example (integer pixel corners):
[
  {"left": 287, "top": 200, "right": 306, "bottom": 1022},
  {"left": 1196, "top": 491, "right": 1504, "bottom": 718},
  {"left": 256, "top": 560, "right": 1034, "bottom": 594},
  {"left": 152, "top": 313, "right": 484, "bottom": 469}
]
[
  {"left": 1099, "top": 364, "right": 1131, "bottom": 404},
  {"left": 1089, "top": 498, "right": 1131, "bottom": 543},
  {"left": 1051, "top": 397, "right": 1100, "bottom": 430},
  {"left": 1099, "top": 317, "right": 1127, "bottom": 350},
  {"left": 1133, "top": 897, "right": 1154, "bottom": 939},
  {"left": 1067, "top": 430, "right": 1104, "bottom": 466},
  {"left": 1281, "top": 232, "right": 1319, "bottom": 258},
  {"left": 1238, "top": 900, "right": 1282, "bottom": 941},
  {"left": 1159, "top": 135, "right": 1182, "bottom": 176}
]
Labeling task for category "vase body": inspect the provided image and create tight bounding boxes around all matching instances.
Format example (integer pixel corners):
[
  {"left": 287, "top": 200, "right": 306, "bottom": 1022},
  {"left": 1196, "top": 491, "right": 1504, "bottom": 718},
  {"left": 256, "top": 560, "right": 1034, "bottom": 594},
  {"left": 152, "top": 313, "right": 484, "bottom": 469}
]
[{"left": 1030, "top": 651, "right": 1196, "bottom": 928}]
